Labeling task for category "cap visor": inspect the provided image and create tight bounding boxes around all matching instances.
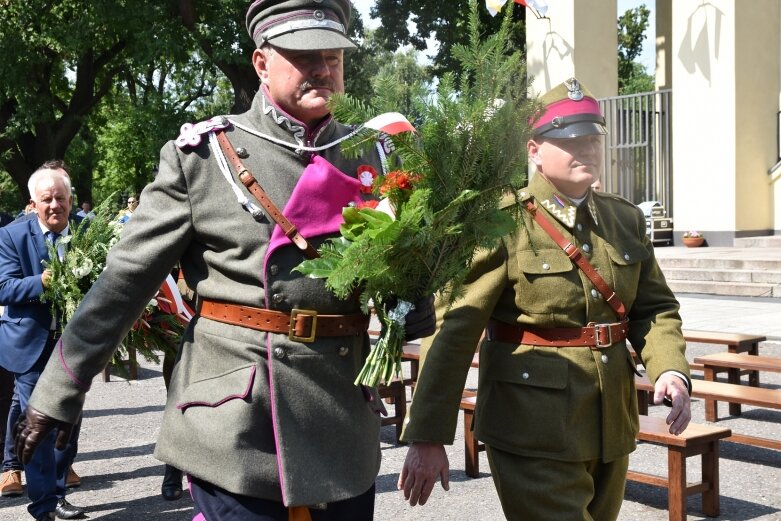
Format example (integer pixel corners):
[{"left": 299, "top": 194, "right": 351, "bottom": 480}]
[
  {"left": 267, "top": 29, "right": 357, "bottom": 51},
  {"left": 537, "top": 121, "right": 607, "bottom": 138}
]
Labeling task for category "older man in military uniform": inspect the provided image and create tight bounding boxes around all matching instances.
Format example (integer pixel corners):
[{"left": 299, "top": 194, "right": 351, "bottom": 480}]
[
  {"left": 398, "top": 78, "right": 691, "bottom": 521},
  {"left": 13, "top": 1, "right": 432, "bottom": 520}
]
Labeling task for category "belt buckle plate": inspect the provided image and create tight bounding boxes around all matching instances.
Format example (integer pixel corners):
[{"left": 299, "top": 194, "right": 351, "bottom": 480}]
[
  {"left": 289, "top": 308, "right": 318, "bottom": 343},
  {"left": 592, "top": 322, "right": 613, "bottom": 349}
]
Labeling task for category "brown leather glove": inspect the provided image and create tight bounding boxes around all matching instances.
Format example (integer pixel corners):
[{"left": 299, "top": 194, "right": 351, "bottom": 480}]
[
  {"left": 402, "top": 295, "right": 436, "bottom": 341},
  {"left": 14, "top": 407, "right": 73, "bottom": 464}
]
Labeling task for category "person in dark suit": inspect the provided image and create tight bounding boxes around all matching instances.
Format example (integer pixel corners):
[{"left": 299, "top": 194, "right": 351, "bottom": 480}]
[{"left": 0, "top": 161, "right": 84, "bottom": 520}]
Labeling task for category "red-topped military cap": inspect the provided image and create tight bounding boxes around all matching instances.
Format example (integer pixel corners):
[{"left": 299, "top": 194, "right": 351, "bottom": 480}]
[
  {"left": 532, "top": 78, "right": 607, "bottom": 138},
  {"left": 246, "top": 0, "right": 356, "bottom": 51}
]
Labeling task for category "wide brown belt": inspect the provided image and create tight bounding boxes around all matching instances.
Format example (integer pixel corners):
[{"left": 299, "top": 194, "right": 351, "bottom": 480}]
[
  {"left": 487, "top": 319, "right": 629, "bottom": 349},
  {"left": 199, "top": 299, "right": 369, "bottom": 343}
]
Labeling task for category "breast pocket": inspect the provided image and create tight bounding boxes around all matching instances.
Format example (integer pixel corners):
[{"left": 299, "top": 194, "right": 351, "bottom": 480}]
[
  {"left": 516, "top": 248, "right": 579, "bottom": 314},
  {"left": 605, "top": 242, "right": 649, "bottom": 307},
  {"left": 476, "top": 349, "right": 569, "bottom": 453}
]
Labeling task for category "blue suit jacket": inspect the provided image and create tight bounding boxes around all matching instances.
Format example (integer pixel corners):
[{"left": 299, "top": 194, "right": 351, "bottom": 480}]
[{"left": 0, "top": 217, "right": 79, "bottom": 373}]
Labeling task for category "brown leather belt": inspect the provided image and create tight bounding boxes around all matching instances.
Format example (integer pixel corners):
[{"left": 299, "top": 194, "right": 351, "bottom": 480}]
[
  {"left": 487, "top": 319, "right": 629, "bottom": 349},
  {"left": 199, "top": 299, "right": 369, "bottom": 343}
]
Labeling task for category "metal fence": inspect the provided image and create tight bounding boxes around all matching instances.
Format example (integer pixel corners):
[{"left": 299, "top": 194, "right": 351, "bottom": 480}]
[{"left": 598, "top": 90, "right": 673, "bottom": 216}]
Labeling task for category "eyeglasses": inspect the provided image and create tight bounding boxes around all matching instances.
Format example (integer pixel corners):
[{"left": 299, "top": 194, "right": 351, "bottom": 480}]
[{"left": 128, "top": 199, "right": 137, "bottom": 204}]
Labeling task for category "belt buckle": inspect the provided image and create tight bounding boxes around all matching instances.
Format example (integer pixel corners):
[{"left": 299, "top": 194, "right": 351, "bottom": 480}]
[
  {"left": 289, "top": 308, "right": 318, "bottom": 343},
  {"left": 591, "top": 322, "right": 613, "bottom": 349}
]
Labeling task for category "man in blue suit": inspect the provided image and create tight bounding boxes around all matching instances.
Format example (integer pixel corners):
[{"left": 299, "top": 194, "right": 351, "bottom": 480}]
[{"left": 0, "top": 161, "right": 84, "bottom": 520}]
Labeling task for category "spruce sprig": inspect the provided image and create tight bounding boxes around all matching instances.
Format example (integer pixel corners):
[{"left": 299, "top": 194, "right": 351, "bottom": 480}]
[{"left": 296, "top": 2, "right": 536, "bottom": 385}]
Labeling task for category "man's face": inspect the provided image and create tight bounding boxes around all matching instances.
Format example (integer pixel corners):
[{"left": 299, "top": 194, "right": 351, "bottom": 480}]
[
  {"left": 253, "top": 46, "right": 345, "bottom": 127},
  {"left": 31, "top": 170, "right": 72, "bottom": 233},
  {"left": 528, "top": 134, "right": 604, "bottom": 199},
  {"left": 82, "top": 202, "right": 92, "bottom": 212},
  {"left": 127, "top": 197, "right": 138, "bottom": 211}
]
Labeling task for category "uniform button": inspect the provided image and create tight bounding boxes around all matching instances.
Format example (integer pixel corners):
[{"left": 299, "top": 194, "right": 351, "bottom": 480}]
[
  {"left": 235, "top": 147, "right": 249, "bottom": 158},
  {"left": 313, "top": 9, "right": 325, "bottom": 20},
  {"left": 269, "top": 265, "right": 279, "bottom": 275},
  {"left": 338, "top": 346, "right": 349, "bottom": 357},
  {"left": 576, "top": 223, "right": 583, "bottom": 231},
  {"left": 601, "top": 354, "right": 609, "bottom": 363},
  {"left": 522, "top": 372, "right": 530, "bottom": 380},
  {"left": 624, "top": 253, "right": 630, "bottom": 261},
  {"left": 582, "top": 243, "right": 591, "bottom": 253},
  {"left": 273, "top": 347, "right": 285, "bottom": 359},
  {"left": 272, "top": 293, "right": 284, "bottom": 304},
  {"left": 591, "top": 289, "right": 599, "bottom": 298},
  {"left": 542, "top": 263, "right": 550, "bottom": 270}
]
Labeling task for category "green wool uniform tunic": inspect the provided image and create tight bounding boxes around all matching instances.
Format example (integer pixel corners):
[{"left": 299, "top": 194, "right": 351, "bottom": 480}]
[
  {"left": 402, "top": 173, "right": 691, "bottom": 464},
  {"left": 29, "top": 88, "right": 392, "bottom": 507}
]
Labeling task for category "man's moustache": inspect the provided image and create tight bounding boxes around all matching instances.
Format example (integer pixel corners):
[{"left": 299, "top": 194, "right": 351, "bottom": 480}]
[{"left": 299, "top": 80, "right": 333, "bottom": 91}]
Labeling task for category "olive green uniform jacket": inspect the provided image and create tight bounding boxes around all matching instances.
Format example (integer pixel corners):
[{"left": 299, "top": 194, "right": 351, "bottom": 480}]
[
  {"left": 401, "top": 173, "right": 691, "bottom": 463},
  {"left": 29, "top": 88, "right": 391, "bottom": 507}
]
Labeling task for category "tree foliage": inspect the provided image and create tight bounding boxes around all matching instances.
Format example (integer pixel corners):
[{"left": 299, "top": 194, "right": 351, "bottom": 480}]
[
  {"left": 368, "top": 0, "right": 526, "bottom": 78},
  {"left": 618, "top": 4, "right": 653, "bottom": 94}
]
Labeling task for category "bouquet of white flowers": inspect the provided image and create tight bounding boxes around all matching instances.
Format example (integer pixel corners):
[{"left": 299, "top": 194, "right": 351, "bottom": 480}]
[{"left": 42, "top": 197, "right": 182, "bottom": 373}]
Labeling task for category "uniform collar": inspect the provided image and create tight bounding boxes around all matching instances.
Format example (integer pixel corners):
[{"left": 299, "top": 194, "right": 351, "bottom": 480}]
[
  {"left": 525, "top": 174, "right": 600, "bottom": 229},
  {"left": 238, "top": 86, "right": 338, "bottom": 153}
]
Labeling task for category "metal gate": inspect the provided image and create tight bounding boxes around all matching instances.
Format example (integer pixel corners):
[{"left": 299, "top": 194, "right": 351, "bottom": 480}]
[{"left": 598, "top": 90, "right": 673, "bottom": 216}]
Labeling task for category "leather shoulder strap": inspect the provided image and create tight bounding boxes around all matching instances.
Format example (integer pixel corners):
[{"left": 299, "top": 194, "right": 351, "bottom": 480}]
[
  {"left": 215, "top": 130, "right": 319, "bottom": 259},
  {"left": 524, "top": 200, "right": 627, "bottom": 320}
]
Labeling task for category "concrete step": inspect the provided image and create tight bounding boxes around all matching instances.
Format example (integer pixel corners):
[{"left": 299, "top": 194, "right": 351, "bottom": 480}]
[
  {"left": 667, "top": 280, "right": 780, "bottom": 298},
  {"left": 734, "top": 235, "right": 781, "bottom": 248},
  {"left": 662, "top": 267, "right": 781, "bottom": 284}
]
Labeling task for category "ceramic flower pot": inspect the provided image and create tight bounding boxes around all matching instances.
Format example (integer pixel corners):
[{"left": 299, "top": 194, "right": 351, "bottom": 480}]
[{"left": 682, "top": 237, "right": 705, "bottom": 248}]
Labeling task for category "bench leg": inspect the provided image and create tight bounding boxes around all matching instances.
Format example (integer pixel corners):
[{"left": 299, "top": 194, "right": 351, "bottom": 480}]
[
  {"left": 667, "top": 447, "right": 687, "bottom": 521},
  {"left": 464, "top": 409, "right": 479, "bottom": 478},
  {"left": 102, "top": 366, "right": 111, "bottom": 382},
  {"left": 128, "top": 346, "right": 138, "bottom": 380},
  {"left": 701, "top": 440, "right": 720, "bottom": 517}
]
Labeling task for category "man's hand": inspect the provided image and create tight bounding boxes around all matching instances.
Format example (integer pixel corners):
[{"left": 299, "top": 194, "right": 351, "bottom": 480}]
[
  {"left": 653, "top": 373, "right": 691, "bottom": 435},
  {"left": 41, "top": 269, "right": 52, "bottom": 289},
  {"left": 403, "top": 295, "right": 436, "bottom": 341},
  {"left": 14, "top": 407, "right": 73, "bottom": 464},
  {"left": 398, "top": 442, "right": 449, "bottom": 506}
]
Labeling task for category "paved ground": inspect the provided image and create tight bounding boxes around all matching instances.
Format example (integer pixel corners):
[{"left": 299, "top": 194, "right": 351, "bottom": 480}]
[{"left": 1, "top": 293, "right": 780, "bottom": 520}]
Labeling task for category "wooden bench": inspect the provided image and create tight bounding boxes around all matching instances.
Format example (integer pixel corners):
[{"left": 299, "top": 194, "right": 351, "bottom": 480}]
[
  {"left": 635, "top": 374, "right": 781, "bottom": 450},
  {"left": 401, "top": 343, "right": 479, "bottom": 386},
  {"left": 694, "top": 352, "right": 781, "bottom": 387},
  {"left": 459, "top": 393, "right": 731, "bottom": 521},
  {"left": 377, "top": 379, "right": 407, "bottom": 444},
  {"left": 683, "top": 330, "right": 766, "bottom": 389}
]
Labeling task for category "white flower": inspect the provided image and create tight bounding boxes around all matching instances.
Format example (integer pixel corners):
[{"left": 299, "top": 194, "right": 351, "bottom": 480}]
[
  {"left": 71, "top": 266, "right": 90, "bottom": 279},
  {"left": 59, "top": 235, "right": 73, "bottom": 244},
  {"left": 376, "top": 198, "right": 396, "bottom": 220},
  {"left": 148, "top": 298, "right": 158, "bottom": 308}
]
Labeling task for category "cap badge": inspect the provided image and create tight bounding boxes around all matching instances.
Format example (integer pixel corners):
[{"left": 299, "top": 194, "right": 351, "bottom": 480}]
[{"left": 565, "top": 78, "right": 584, "bottom": 101}]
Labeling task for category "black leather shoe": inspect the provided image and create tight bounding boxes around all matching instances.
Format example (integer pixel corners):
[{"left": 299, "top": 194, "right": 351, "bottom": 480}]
[
  {"left": 161, "top": 464, "right": 183, "bottom": 501},
  {"left": 55, "top": 498, "right": 85, "bottom": 519}
]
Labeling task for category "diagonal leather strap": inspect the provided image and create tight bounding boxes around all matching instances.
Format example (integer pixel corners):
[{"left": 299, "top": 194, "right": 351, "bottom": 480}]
[
  {"left": 215, "top": 130, "right": 319, "bottom": 259},
  {"left": 524, "top": 200, "right": 627, "bottom": 320}
]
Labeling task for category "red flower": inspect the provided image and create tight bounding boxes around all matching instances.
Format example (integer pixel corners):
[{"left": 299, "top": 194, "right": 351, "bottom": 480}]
[
  {"left": 356, "top": 165, "right": 378, "bottom": 194},
  {"left": 379, "top": 170, "right": 419, "bottom": 195},
  {"left": 357, "top": 199, "right": 379, "bottom": 209}
]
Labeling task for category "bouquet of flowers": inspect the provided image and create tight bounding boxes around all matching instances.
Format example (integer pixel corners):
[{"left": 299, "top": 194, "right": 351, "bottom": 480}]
[
  {"left": 42, "top": 197, "right": 182, "bottom": 374},
  {"left": 295, "top": 3, "right": 536, "bottom": 386}
]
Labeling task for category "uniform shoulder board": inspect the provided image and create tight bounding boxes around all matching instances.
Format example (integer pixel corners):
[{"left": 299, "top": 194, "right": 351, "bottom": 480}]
[
  {"left": 498, "top": 188, "right": 529, "bottom": 209},
  {"left": 175, "top": 116, "right": 231, "bottom": 149}
]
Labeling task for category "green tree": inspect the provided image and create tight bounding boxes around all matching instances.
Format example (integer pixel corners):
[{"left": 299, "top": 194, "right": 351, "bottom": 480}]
[
  {"left": 0, "top": 0, "right": 190, "bottom": 206},
  {"left": 368, "top": 0, "right": 526, "bottom": 78},
  {"left": 618, "top": 4, "right": 653, "bottom": 94}
]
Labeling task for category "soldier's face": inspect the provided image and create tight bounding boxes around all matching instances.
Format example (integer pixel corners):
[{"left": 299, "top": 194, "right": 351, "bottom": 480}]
[
  {"left": 31, "top": 171, "right": 72, "bottom": 233},
  {"left": 528, "top": 134, "right": 604, "bottom": 198},
  {"left": 253, "top": 46, "right": 345, "bottom": 128}
]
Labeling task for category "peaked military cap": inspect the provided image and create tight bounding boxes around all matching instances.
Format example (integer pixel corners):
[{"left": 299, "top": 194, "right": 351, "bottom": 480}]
[
  {"left": 532, "top": 78, "right": 607, "bottom": 138},
  {"left": 246, "top": 0, "right": 356, "bottom": 51}
]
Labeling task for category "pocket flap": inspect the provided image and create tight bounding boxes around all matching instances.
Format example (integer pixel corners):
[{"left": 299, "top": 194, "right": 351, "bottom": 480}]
[
  {"left": 176, "top": 364, "right": 256, "bottom": 412},
  {"left": 605, "top": 242, "right": 649, "bottom": 265},
  {"left": 517, "top": 249, "right": 573, "bottom": 275},
  {"left": 492, "top": 353, "right": 568, "bottom": 389}
]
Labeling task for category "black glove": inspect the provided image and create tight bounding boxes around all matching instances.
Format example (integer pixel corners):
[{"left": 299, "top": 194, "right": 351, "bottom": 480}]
[
  {"left": 402, "top": 295, "right": 436, "bottom": 341},
  {"left": 14, "top": 407, "right": 73, "bottom": 464}
]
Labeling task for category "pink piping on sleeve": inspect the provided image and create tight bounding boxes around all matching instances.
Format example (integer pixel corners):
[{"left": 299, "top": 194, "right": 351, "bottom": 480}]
[{"left": 57, "top": 338, "right": 91, "bottom": 391}]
